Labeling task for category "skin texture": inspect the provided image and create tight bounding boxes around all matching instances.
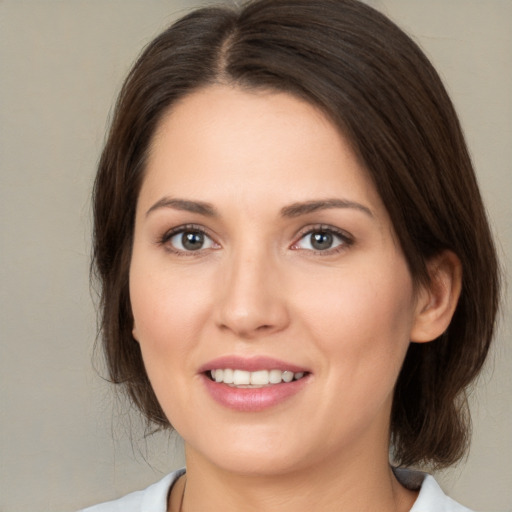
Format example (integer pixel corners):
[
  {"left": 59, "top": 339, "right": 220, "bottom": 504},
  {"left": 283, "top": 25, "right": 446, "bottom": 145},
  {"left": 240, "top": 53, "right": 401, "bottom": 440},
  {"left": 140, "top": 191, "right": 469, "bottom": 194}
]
[{"left": 130, "top": 85, "right": 461, "bottom": 512}]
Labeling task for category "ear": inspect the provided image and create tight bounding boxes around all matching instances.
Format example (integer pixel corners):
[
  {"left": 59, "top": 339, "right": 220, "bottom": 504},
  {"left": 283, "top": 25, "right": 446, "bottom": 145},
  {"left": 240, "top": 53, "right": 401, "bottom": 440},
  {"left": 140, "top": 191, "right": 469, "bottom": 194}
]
[
  {"left": 132, "top": 324, "right": 140, "bottom": 342},
  {"left": 410, "top": 250, "right": 462, "bottom": 343}
]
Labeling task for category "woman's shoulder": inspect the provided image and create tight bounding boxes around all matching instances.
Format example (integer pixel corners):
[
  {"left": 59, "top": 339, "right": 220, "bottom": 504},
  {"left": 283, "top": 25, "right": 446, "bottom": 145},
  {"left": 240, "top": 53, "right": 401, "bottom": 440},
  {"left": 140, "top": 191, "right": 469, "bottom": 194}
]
[
  {"left": 394, "top": 468, "right": 475, "bottom": 512},
  {"left": 77, "top": 469, "right": 185, "bottom": 512}
]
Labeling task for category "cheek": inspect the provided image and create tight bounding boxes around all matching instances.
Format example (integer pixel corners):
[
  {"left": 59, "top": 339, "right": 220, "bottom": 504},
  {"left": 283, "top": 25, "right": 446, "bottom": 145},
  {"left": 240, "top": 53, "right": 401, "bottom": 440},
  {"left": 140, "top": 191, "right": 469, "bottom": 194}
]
[
  {"left": 128, "top": 262, "right": 215, "bottom": 426},
  {"left": 294, "top": 260, "right": 416, "bottom": 377},
  {"left": 129, "top": 257, "right": 212, "bottom": 363}
]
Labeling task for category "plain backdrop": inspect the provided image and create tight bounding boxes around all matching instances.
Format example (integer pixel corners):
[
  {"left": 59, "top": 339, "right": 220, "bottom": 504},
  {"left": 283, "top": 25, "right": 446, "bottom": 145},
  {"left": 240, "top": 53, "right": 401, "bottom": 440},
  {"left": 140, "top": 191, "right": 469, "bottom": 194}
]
[{"left": 1, "top": 1, "right": 511, "bottom": 511}]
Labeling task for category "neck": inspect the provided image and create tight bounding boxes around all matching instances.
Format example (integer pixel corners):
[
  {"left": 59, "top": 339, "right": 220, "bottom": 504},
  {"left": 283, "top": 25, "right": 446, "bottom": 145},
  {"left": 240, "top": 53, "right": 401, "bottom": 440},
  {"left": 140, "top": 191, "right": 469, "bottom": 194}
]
[{"left": 177, "top": 444, "right": 417, "bottom": 512}]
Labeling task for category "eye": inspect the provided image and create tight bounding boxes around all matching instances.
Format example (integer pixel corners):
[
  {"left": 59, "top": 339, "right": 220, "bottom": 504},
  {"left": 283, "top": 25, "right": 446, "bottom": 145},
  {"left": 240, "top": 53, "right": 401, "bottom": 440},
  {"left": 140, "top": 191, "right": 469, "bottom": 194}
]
[
  {"left": 163, "top": 226, "right": 218, "bottom": 253},
  {"left": 292, "top": 227, "right": 352, "bottom": 252}
]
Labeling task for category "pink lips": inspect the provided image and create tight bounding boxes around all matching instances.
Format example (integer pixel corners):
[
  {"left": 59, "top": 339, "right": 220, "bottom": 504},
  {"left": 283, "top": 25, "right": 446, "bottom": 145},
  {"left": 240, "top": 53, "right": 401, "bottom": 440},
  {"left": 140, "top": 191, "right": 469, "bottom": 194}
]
[
  {"left": 198, "top": 356, "right": 308, "bottom": 374},
  {"left": 199, "top": 356, "right": 310, "bottom": 412}
]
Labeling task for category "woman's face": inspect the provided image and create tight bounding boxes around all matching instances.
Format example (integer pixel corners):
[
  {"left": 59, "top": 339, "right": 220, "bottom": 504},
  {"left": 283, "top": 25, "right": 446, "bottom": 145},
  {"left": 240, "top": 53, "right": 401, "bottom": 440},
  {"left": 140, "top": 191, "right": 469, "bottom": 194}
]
[{"left": 130, "top": 85, "right": 423, "bottom": 476}]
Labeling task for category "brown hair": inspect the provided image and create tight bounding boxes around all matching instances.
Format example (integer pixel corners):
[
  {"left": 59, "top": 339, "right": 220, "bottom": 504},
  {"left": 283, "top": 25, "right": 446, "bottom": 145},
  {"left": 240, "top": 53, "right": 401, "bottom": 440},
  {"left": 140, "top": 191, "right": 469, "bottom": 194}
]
[{"left": 92, "top": 0, "right": 500, "bottom": 468}]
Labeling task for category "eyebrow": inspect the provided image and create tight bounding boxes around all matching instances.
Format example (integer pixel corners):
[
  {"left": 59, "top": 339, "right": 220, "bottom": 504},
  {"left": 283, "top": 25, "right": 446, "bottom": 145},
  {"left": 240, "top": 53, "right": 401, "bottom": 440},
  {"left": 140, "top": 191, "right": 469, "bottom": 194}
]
[
  {"left": 145, "top": 197, "right": 373, "bottom": 219},
  {"left": 280, "top": 199, "right": 373, "bottom": 218},
  {"left": 146, "top": 197, "right": 217, "bottom": 217}
]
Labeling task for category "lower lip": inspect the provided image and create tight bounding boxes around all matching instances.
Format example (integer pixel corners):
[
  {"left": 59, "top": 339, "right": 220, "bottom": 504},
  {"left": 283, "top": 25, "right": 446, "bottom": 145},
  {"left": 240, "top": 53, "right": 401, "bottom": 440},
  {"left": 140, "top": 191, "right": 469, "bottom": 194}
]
[{"left": 201, "top": 374, "right": 309, "bottom": 412}]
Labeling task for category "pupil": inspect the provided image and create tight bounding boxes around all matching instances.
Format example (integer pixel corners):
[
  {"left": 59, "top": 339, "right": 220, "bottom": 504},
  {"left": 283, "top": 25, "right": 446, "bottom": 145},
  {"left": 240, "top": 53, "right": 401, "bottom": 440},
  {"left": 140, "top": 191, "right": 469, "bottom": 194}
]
[
  {"left": 182, "top": 231, "right": 204, "bottom": 250},
  {"left": 311, "top": 231, "right": 333, "bottom": 250}
]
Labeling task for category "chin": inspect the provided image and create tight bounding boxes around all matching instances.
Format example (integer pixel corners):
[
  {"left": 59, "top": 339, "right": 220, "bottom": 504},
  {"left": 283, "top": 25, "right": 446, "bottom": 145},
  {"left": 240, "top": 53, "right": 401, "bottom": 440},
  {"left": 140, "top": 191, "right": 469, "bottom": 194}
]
[
  {"left": 183, "top": 421, "right": 329, "bottom": 478},
  {"left": 207, "top": 448, "right": 308, "bottom": 477}
]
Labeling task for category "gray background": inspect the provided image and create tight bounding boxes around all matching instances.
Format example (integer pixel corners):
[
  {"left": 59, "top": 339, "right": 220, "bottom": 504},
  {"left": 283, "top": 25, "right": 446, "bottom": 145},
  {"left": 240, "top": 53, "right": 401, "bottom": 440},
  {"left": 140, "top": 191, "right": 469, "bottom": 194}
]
[{"left": 1, "top": 1, "right": 511, "bottom": 511}]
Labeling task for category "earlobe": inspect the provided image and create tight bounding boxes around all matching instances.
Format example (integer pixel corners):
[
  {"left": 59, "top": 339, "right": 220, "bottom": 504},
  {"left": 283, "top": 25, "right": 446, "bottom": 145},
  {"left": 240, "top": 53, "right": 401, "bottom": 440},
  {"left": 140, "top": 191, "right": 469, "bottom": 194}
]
[
  {"left": 410, "top": 250, "right": 462, "bottom": 343},
  {"left": 132, "top": 324, "right": 139, "bottom": 343}
]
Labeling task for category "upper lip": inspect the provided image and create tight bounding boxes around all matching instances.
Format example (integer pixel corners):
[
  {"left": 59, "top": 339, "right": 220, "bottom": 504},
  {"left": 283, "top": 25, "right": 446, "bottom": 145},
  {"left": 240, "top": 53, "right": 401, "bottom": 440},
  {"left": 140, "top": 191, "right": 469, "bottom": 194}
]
[{"left": 198, "top": 356, "right": 309, "bottom": 374}]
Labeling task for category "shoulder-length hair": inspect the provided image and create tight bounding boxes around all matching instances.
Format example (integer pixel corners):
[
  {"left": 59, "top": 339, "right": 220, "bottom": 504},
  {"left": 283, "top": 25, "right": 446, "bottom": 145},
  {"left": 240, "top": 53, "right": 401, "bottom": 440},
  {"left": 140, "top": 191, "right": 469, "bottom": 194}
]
[{"left": 92, "top": 0, "right": 500, "bottom": 468}]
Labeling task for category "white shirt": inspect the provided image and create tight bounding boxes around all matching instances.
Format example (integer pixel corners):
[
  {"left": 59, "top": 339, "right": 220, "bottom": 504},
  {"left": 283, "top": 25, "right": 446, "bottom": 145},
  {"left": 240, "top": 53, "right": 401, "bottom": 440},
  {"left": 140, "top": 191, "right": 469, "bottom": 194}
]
[{"left": 79, "top": 467, "right": 474, "bottom": 512}]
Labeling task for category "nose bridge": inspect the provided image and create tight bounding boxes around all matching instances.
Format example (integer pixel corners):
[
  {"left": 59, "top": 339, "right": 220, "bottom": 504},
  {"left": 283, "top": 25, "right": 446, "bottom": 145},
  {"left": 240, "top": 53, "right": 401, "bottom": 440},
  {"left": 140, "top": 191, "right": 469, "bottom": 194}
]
[{"left": 215, "top": 240, "right": 289, "bottom": 337}]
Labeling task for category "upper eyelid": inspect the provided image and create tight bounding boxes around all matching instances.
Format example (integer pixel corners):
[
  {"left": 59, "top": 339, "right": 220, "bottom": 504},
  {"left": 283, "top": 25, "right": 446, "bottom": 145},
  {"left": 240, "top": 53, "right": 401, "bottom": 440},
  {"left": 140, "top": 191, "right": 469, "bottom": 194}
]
[
  {"left": 161, "top": 223, "right": 213, "bottom": 240},
  {"left": 289, "top": 225, "right": 355, "bottom": 255},
  {"left": 157, "top": 224, "right": 220, "bottom": 256},
  {"left": 294, "top": 224, "right": 353, "bottom": 241},
  {"left": 157, "top": 224, "right": 220, "bottom": 252}
]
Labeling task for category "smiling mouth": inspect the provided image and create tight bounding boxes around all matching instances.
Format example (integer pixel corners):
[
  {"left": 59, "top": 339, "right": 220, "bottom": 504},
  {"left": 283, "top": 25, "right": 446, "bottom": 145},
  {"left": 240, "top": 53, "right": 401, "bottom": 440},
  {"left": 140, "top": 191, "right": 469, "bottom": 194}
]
[{"left": 207, "top": 369, "right": 307, "bottom": 388}]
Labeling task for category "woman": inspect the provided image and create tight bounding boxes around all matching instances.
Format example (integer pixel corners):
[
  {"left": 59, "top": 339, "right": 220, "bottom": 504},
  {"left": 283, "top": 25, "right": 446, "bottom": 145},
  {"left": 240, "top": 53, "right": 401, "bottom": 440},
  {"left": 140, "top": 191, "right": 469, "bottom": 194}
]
[{"left": 82, "top": 0, "right": 500, "bottom": 510}]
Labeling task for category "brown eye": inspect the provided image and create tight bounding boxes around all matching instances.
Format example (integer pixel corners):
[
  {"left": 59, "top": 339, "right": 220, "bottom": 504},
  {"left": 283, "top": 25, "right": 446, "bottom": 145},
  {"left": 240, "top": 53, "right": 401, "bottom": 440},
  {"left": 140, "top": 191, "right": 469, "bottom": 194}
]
[
  {"left": 168, "top": 229, "right": 216, "bottom": 252},
  {"left": 310, "top": 231, "right": 334, "bottom": 250},
  {"left": 293, "top": 227, "right": 352, "bottom": 253},
  {"left": 181, "top": 231, "right": 205, "bottom": 251}
]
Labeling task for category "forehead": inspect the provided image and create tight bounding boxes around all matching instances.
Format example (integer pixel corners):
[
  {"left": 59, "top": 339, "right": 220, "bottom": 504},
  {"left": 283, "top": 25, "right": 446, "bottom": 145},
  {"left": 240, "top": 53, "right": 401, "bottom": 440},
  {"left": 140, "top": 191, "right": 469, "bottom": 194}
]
[
  {"left": 141, "top": 85, "right": 386, "bottom": 220},
  {"left": 149, "top": 85, "right": 340, "bottom": 164}
]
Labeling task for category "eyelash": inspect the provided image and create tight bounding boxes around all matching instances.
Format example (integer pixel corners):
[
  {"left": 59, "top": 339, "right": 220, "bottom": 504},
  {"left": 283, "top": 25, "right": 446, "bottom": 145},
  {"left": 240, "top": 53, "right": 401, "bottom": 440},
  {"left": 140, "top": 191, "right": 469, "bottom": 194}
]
[
  {"left": 157, "top": 224, "right": 219, "bottom": 257},
  {"left": 157, "top": 223, "right": 354, "bottom": 256},
  {"left": 291, "top": 224, "right": 354, "bottom": 255}
]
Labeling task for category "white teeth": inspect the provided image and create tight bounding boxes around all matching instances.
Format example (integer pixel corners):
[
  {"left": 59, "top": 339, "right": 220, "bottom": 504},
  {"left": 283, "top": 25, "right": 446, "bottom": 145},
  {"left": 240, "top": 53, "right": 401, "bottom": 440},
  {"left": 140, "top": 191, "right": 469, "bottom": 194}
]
[
  {"left": 250, "top": 370, "right": 269, "bottom": 385},
  {"left": 233, "top": 370, "right": 251, "bottom": 386},
  {"left": 282, "top": 371, "right": 293, "bottom": 383},
  {"left": 209, "top": 368, "right": 306, "bottom": 387},
  {"left": 223, "top": 368, "right": 234, "bottom": 384},
  {"left": 269, "top": 369, "right": 282, "bottom": 383}
]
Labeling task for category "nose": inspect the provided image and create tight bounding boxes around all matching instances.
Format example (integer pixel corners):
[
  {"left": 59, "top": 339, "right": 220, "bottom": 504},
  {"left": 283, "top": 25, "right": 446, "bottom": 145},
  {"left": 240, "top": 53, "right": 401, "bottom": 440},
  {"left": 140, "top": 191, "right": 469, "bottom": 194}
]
[{"left": 214, "top": 247, "right": 290, "bottom": 339}]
